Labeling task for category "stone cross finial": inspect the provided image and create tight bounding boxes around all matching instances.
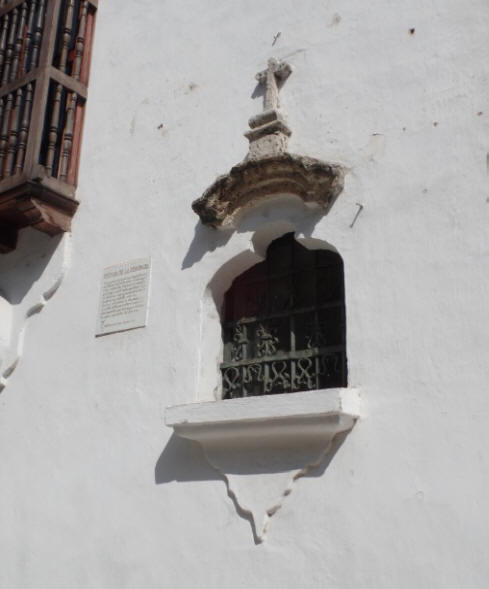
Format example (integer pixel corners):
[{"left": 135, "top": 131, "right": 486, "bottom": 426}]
[
  {"left": 245, "top": 57, "right": 292, "bottom": 159},
  {"left": 255, "top": 57, "right": 292, "bottom": 111}
]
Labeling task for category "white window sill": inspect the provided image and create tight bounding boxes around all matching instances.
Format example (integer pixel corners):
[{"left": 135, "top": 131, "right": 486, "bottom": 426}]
[{"left": 165, "top": 387, "right": 361, "bottom": 444}]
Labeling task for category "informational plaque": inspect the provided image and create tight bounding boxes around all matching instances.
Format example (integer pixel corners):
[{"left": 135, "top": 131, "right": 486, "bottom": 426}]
[{"left": 96, "top": 257, "right": 151, "bottom": 336}]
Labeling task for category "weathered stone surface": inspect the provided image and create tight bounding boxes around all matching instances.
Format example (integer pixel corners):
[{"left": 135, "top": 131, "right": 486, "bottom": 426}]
[
  {"left": 245, "top": 58, "right": 292, "bottom": 159},
  {"left": 192, "top": 58, "right": 344, "bottom": 228},
  {"left": 192, "top": 153, "right": 344, "bottom": 228}
]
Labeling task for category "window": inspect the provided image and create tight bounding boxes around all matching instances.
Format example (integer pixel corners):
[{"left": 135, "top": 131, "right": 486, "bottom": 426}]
[
  {"left": 221, "top": 233, "right": 347, "bottom": 398},
  {"left": 0, "top": 0, "right": 97, "bottom": 253}
]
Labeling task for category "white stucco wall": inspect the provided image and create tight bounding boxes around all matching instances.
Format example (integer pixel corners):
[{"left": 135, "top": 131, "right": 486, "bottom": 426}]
[{"left": 1, "top": 0, "right": 489, "bottom": 587}]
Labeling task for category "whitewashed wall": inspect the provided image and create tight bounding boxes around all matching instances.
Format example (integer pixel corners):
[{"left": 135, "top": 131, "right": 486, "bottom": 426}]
[{"left": 1, "top": 0, "right": 489, "bottom": 587}]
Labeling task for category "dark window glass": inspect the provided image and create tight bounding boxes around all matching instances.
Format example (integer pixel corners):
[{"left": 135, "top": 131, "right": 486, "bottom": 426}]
[{"left": 221, "top": 233, "right": 347, "bottom": 398}]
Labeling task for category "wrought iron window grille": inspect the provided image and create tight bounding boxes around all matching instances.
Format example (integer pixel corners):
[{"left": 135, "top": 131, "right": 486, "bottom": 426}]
[{"left": 221, "top": 233, "right": 347, "bottom": 399}]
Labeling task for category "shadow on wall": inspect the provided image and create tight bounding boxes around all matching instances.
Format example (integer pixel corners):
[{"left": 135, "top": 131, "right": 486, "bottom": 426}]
[
  {"left": 0, "top": 229, "right": 65, "bottom": 384},
  {"left": 155, "top": 431, "right": 349, "bottom": 543},
  {"left": 155, "top": 433, "right": 262, "bottom": 541},
  {"left": 155, "top": 434, "right": 218, "bottom": 484},
  {"left": 0, "top": 229, "right": 62, "bottom": 305},
  {"left": 155, "top": 430, "right": 349, "bottom": 484},
  {"left": 181, "top": 222, "right": 233, "bottom": 270},
  {"left": 181, "top": 196, "right": 326, "bottom": 269}
]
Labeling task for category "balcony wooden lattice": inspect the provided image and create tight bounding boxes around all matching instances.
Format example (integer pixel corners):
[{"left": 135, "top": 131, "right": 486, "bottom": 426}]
[{"left": 0, "top": 0, "right": 97, "bottom": 252}]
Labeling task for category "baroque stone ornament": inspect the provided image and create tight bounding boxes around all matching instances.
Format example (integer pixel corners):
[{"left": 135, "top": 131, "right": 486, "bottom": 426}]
[{"left": 192, "top": 58, "right": 345, "bottom": 228}]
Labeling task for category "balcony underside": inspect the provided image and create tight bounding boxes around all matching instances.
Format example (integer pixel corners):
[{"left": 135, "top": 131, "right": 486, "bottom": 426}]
[{"left": 0, "top": 175, "right": 78, "bottom": 253}]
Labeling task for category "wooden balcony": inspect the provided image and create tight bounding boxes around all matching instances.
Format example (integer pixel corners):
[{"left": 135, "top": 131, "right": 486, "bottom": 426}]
[{"left": 0, "top": 0, "right": 97, "bottom": 253}]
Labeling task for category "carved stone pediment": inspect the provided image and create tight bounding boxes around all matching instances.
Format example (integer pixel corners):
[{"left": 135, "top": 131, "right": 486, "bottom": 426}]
[
  {"left": 192, "top": 58, "right": 345, "bottom": 229},
  {"left": 192, "top": 153, "right": 344, "bottom": 228}
]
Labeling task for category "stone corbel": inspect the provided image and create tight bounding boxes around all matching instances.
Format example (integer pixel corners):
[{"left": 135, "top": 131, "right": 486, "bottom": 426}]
[
  {"left": 165, "top": 388, "right": 361, "bottom": 542},
  {"left": 192, "top": 153, "right": 344, "bottom": 229}
]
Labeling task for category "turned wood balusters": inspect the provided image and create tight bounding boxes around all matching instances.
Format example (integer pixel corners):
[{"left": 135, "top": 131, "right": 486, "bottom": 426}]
[
  {"left": 0, "top": 1, "right": 46, "bottom": 84},
  {"left": 0, "top": 0, "right": 97, "bottom": 253}
]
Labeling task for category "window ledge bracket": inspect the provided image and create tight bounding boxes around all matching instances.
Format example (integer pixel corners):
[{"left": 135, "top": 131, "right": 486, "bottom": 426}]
[{"left": 165, "top": 388, "right": 361, "bottom": 543}]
